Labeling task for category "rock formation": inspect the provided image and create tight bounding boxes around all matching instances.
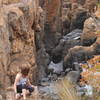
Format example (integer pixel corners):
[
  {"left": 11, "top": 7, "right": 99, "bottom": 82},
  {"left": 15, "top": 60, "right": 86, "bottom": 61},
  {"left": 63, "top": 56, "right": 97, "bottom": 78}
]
[
  {"left": 0, "top": 0, "right": 100, "bottom": 100},
  {"left": 0, "top": 0, "right": 40, "bottom": 98},
  {"left": 43, "top": 0, "right": 62, "bottom": 52},
  {"left": 81, "top": 7, "right": 100, "bottom": 46},
  {"left": 63, "top": 34, "right": 100, "bottom": 71}
]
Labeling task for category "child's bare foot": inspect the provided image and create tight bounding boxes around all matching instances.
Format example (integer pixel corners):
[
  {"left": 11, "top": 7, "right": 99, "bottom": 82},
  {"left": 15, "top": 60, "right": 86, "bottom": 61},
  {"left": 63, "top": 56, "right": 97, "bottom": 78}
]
[{"left": 16, "top": 93, "right": 21, "bottom": 100}]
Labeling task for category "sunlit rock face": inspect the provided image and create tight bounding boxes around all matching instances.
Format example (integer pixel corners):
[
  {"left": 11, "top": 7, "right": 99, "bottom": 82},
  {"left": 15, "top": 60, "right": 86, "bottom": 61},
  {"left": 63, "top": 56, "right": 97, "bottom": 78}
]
[
  {"left": 81, "top": 8, "right": 100, "bottom": 46},
  {"left": 0, "top": 0, "right": 40, "bottom": 95}
]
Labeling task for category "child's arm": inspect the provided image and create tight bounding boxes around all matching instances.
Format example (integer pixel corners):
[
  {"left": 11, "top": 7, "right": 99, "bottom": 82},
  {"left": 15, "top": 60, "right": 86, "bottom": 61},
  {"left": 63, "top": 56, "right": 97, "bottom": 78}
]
[
  {"left": 27, "top": 79, "right": 36, "bottom": 88},
  {"left": 14, "top": 73, "right": 20, "bottom": 93}
]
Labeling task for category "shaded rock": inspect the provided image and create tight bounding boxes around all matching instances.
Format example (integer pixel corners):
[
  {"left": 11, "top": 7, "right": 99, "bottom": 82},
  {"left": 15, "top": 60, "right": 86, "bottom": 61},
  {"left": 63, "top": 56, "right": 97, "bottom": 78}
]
[
  {"left": 93, "top": 37, "right": 100, "bottom": 54},
  {"left": 63, "top": 29, "right": 82, "bottom": 40},
  {"left": 44, "top": 0, "right": 62, "bottom": 52},
  {"left": 63, "top": 37, "right": 100, "bottom": 70},
  {"left": 66, "top": 71, "right": 80, "bottom": 84},
  {"left": 62, "top": 15, "right": 71, "bottom": 35},
  {"left": 73, "top": 62, "right": 82, "bottom": 72},
  {"left": 52, "top": 29, "right": 82, "bottom": 62},
  {"left": 36, "top": 48, "right": 50, "bottom": 81},
  {"left": 70, "top": 7, "right": 88, "bottom": 31},
  {"left": 62, "top": 29, "right": 82, "bottom": 57},
  {"left": 48, "top": 61, "right": 63, "bottom": 75}
]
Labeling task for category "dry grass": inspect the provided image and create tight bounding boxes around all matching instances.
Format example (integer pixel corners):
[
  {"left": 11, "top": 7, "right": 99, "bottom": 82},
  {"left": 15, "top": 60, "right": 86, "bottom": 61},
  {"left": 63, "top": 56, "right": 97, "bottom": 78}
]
[
  {"left": 81, "top": 55, "right": 100, "bottom": 90},
  {"left": 55, "top": 79, "right": 79, "bottom": 100},
  {"left": 80, "top": 55, "right": 100, "bottom": 100}
]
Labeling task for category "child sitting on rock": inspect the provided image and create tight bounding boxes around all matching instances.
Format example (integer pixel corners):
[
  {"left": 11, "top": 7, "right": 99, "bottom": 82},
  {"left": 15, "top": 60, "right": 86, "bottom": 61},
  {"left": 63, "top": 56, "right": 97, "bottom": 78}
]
[{"left": 14, "top": 64, "right": 37, "bottom": 100}]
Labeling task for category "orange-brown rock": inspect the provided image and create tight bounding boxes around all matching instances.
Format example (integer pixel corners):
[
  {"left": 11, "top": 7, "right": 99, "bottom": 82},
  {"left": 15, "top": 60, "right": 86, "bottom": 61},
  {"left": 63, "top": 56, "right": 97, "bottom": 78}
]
[
  {"left": 63, "top": 37, "right": 100, "bottom": 70},
  {"left": 81, "top": 8, "right": 100, "bottom": 46},
  {"left": 0, "top": 0, "right": 41, "bottom": 97}
]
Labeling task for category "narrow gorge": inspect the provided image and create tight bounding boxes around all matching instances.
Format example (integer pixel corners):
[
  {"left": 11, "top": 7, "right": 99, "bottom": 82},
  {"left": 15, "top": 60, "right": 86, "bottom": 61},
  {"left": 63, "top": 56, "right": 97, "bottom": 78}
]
[{"left": 0, "top": 0, "right": 100, "bottom": 100}]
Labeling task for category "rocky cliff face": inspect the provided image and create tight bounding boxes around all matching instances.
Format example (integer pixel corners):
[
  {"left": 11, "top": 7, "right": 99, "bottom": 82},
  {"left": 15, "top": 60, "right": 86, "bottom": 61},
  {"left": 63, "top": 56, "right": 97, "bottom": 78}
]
[
  {"left": 43, "top": 0, "right": 62, "bottom": 52},
  {"left": 0, "top": 0, "right": 40, "bottom": 97}
]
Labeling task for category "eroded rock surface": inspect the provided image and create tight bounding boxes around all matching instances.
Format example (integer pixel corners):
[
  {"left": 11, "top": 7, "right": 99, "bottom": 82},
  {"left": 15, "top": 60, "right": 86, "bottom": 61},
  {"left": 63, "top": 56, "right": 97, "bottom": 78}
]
[
  {"left": 63, "top": 37, "right": 100, "bottom": 71},
  {"left": 0, "top": 0, "right": 100, "bottom": 100},
  {"left": 0, "top": 0, "right": 41, "bottom": 98},
  {"left": 81, "top": 8, "right": 100, "bottom": 46}
]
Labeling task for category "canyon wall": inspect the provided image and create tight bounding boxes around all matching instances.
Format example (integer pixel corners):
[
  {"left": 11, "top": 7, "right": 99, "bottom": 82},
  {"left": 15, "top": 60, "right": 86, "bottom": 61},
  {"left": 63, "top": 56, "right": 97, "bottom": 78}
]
[{"left": 0, "top": 0, "right": 40, "bottom": 95}]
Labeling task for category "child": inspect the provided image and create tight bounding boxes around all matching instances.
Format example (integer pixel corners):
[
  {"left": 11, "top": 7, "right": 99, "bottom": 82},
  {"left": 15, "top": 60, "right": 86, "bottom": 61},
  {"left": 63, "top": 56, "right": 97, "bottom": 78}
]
[{"left": 14, "top": 65, "right": 36, "bottom": 100}]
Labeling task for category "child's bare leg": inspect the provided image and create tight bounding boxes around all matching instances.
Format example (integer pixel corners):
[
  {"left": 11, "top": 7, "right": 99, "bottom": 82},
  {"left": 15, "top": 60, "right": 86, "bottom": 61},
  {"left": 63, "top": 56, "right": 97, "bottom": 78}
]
[{"left": 22, "top": 89, "right": 27, "bottom": 100}]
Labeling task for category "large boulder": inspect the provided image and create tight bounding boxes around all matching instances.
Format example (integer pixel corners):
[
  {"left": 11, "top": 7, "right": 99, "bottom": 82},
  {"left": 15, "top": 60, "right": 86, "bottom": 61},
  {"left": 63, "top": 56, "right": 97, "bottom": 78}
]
[
  {"left": 63, "top": 37, "right": 100, "bottom": 70},
  {"left": 81, "top": 8, "right": 100, "bottom": 46}
]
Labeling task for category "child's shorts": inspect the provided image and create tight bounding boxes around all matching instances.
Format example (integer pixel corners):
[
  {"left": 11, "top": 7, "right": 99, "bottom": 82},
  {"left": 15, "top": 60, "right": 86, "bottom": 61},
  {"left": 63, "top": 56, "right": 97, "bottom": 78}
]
[{"left": 16, "top": 84, "right": 34, "bottom": 93}]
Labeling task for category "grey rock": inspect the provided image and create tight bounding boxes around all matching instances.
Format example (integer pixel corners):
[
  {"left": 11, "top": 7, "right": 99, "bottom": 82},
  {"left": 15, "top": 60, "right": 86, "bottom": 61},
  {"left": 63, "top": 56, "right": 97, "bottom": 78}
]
[
  {"left": 66, "top": 71, "right": 80, "bottom": 84},
  {"left": 48, "top": 61, "right": 63, "bottom": 75}
]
